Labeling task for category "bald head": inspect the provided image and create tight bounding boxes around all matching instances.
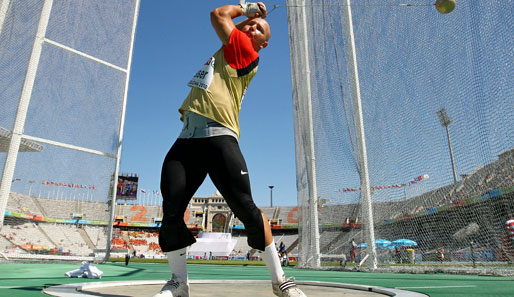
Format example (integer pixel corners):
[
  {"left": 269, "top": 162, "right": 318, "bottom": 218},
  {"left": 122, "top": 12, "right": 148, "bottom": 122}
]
[{"left": 241, "top": 18, "right": 271, "bottom": 52}]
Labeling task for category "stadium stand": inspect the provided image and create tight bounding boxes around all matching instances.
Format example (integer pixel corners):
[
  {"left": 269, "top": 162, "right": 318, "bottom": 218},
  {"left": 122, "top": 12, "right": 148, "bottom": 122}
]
[
  {"left": 276, "top": 206, "right": 297, "bottom": 224},
  {"left": 110, "top": 229, "right": 129, "bottom": 250},
  {"left": 37, "top": 198, "right": 77, "bottom": 219},
  {"left": 126, "top": 230, "right": 163, "bottom": 258},
  {"left": 273, "top": 234, "right": 298, "bottom": 253},
  {"left": 0, "top": 148, "right": 511, "bottom": 261},
  {"left": 84, "top": 225, "right": 108, "bottom": 249},
  {"left": 116, "top": 205, "right": 160, "bottom": 223},
  {"left": 0, "top": 234, "right": 25, "bottom": 256},
  {"left": 0, "top": 234, "right": 12, "bottom": 250},
  {"left": 1, "top": 221, "right": 54, "bottom": 251},
  {"left": 79, "top": 202, "right": 109, "bottom": 221},
  {"left": 38, "top": 224, "right": 90, "bottom": 256},
  {"left": 319, "top": 229, "right": 363, "bottom": 255},
  {"left": 7, "top": 193, "right": 43, "bottom": 215}
]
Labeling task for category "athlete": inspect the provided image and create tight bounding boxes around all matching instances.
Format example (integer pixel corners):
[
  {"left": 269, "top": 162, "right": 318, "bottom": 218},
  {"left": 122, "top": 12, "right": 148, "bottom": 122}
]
[
  {"left": 351, "top": 238, "right": 357, "bottom": 263},
  {"left": 154, "top": 3, "right": 306, "bottom": 297}
]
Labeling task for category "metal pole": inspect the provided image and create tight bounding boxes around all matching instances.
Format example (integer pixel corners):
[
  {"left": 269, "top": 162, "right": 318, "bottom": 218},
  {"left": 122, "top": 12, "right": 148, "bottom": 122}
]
[
  {"left": 297, "top": 0, "right": 321, "bottom": 269},
  {"left": 268, "top": 185, "right": 274, "bottom": 207},
  {"left": 445, "top": 125, "right": 458, "bottom": 185},
  {"left": 0, "top": 0, "right": 11, "bottom": 38},
  {"left": 0, "top": 0, "right": 54, "bottom": 231},
  {"left": 470, "top": 240, "right": 476, "bottom": 268},
  {"left": 343, "top": 0, "right": 377, "bottom": 269},
  {"left": 28, "top": 180, "right": 35, "bottom": 197},
  {"left": 437, "top": 108, "right": 458, "bottom": 185},
  {"left": 104, "top": 0, "right": 141, "bottom": 262}
]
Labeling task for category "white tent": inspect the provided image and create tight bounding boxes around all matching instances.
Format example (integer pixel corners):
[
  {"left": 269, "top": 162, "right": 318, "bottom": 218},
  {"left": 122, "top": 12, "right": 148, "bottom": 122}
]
[{"left": 188, "top": 232, "right": 237, "bottom": 257}]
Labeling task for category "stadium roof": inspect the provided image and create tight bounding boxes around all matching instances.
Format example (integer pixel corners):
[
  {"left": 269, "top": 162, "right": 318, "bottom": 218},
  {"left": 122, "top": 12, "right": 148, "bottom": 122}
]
[{"left": 0, "top": 126, "right": 44, "bottom": 152}]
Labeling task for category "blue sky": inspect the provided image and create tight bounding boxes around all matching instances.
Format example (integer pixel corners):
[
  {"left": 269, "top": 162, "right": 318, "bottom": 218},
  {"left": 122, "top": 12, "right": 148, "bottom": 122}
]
[
  {"left": 120, "top": 1, "right": 298, "bottom": 207},
  {"left": 3, "top": 0, "right": 511, "bottom": 208},
  {"left": 120, "top": 0, "right": 514, "bottom": 207}
]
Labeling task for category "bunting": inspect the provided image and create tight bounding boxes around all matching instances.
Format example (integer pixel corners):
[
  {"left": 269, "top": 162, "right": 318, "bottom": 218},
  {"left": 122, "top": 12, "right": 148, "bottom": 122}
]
[
  {"left": 337, "top": 174, "right": 429, "bottom": 193},
  {"left": 41, "top": 180, "right": 96, "bottom": 189},
  {"left": 139, "top": 189, "right": 161, "bottom": 195}
]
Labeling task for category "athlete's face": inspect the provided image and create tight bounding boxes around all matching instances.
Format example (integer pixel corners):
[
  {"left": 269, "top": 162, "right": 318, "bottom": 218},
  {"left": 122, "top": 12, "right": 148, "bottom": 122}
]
[{"left": 241, "top": 18, "right": 270, "bottom": 52}]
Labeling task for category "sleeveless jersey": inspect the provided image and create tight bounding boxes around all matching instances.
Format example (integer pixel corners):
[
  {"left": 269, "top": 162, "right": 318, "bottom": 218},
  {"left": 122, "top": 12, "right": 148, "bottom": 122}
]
[{"left": 179, "top": 28, "right": 260, "bottom": 138}]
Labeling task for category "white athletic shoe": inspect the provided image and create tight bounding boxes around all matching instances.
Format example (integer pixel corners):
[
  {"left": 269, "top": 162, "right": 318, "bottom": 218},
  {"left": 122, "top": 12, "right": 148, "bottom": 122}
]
[
  {"left": 272, "top": 276, "right": 307, "bottom": 297},
  {"left": 153, "top": 274, "right": 189, "bottom": 297}
]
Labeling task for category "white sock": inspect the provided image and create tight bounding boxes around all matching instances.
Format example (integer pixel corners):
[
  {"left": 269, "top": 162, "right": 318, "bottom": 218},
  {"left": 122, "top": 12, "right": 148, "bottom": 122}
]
[
  {"left": 167, "top": 247, "right": 188, "bottom": 282},
  {"left": 260, "top": 241, "right": 285, "bottom": 283}
]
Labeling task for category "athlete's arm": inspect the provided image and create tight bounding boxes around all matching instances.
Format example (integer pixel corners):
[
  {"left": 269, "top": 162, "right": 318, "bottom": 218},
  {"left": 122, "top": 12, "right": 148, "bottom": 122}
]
[
  {"left": 235, "top": 3, "right": 267, "bottom": 30},
  {"left": 210, "top": 5, "right": 242, "bottom": 46},
  {"left": 211, "top": 3, "right": 267, "bottom": 45}
]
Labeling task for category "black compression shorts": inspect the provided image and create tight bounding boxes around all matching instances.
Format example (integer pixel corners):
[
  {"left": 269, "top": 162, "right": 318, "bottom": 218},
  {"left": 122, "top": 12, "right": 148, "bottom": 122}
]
[{"left": 158, "top": 136, "right": 265, "bottom": 252}]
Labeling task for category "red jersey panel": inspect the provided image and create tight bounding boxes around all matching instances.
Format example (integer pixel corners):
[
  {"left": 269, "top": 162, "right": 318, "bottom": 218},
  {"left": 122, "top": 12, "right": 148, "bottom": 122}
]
[{"left": 223, "top": 29, "right": 259, "bottom": 77}]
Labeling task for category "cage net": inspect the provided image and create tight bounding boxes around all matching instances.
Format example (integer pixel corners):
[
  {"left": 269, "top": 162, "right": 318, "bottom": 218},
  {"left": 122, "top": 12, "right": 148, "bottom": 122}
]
[
  {"left": 287, "top": 0, "right": 514, "bottom": 272},
  {"left": 0, "top": 0, "right": 139, "bottom": 261}
]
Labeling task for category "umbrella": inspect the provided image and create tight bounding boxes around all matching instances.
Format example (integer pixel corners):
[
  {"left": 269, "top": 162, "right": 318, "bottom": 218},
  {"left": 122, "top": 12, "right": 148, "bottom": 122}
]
[
  {"left": 392, "top": 239, "right": 418, "bottom": 247},
  {"left": 375, "top": 239, "right": 392, "bottom": 249},
  {"left": 357, "top": 240, "right": 394, "bottom": 249}
]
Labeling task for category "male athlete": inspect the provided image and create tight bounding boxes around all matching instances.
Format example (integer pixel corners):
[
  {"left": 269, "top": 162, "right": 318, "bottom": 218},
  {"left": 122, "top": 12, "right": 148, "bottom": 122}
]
[{"left": 154, "top": 3, "right": 306, "bottom": 297}]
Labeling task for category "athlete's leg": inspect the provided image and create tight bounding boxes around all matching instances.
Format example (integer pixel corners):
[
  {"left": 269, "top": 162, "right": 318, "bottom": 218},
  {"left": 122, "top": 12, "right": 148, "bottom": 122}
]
[
  {"left": 159, "top": 138, "right": 207, "bottom": 252},
  {"left": 206, "top": 136, "right": 265, "bottom": 250},
  {"left": 206, "top": 137, "right": 283, "bottom": 280},
  {"left": 259, "top": 212, "right": 286, "bottom": 283},
  {"left": 261, "top": 212, "right": 273, "bottom": 246},
  {"left": 206, "top": 136, "right": 306, "bottom": 297},
  {"left": 157, "top": 138, "right": 207, "bottom": 296}
]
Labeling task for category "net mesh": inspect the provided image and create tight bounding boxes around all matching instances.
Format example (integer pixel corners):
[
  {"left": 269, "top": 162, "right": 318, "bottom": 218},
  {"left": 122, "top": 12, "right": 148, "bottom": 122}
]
[
  {"left": 287, "top": 0, "right": 514, "bottom": 271},
  {"left": 0, "top": 0, "right": 138, "bottom": 260}
]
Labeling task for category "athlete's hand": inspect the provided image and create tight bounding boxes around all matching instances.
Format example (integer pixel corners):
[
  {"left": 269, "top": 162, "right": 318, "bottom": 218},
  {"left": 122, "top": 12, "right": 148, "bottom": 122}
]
[
  {"left": 256, "top": 2, "right": 267, "bottom": 19},
  {"left": 241, "top": 2, "right": 267, "bottom": 19}
]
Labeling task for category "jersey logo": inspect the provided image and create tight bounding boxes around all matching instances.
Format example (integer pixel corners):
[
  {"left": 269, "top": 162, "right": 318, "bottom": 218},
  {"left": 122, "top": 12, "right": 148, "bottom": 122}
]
[{"left": 241, "top": 170, "right": 248, "bottom": 175}]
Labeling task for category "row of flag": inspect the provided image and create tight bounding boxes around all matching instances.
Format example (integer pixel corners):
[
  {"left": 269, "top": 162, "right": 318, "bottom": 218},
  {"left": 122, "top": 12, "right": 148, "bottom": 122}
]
[
  {"left": 338, "top": 174, "right": 429, "bottom": 193},
  {"left": 139, "top": 189, "right": 160, "bottom": 195},
  {"left": 41, "top": 180, "right": 97, "bottom": 190}
]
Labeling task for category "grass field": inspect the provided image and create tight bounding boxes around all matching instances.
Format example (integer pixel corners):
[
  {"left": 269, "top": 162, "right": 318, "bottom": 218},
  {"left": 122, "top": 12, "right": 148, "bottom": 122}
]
[{"left": 1, "top": 261, "right": 514, "bottom": 296}]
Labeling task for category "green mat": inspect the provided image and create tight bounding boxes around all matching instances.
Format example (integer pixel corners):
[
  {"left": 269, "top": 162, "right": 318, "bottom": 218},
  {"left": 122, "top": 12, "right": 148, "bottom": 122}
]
[{"left": 0, "top": 263, "right": 513, "bottom": 296}]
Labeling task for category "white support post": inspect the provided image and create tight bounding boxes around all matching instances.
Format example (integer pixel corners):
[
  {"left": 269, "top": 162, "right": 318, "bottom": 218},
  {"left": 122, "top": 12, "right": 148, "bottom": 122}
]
[
  {"left": 0, "top": 0, "right": 11, "bottom": 38},
  {"left": 0, "top": 0, "right": 54, "bottom": 231},
  {"left": 343, "top": 0, "right": 377, "bottom": 269},
  {"left": 298, "top": 0, "right": 320, "bottom": 269},
  {"left": 104, "top": 0, "right": 141, "bottom": 263}
]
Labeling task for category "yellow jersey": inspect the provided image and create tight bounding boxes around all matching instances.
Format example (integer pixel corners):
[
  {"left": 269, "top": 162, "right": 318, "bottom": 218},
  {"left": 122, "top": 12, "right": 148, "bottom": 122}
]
[{"left": 179, "top": 28, "right": 260, "bottom": 138}]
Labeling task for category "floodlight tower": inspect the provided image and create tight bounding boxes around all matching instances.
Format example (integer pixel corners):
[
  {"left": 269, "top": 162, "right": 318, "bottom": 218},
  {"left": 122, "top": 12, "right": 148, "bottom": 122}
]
[
  {"left": 268, "top": 185, "right": 274, "bottom": 207},
  {"left": 28, "top": 180, "right": 35, "bottom": 197},
  {"left": 437, "top": 108, "right": 458, "bottom": 185}
]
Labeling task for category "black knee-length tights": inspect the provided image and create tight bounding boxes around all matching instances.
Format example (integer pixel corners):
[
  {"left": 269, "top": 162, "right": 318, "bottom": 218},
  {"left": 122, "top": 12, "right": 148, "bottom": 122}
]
[{"left": 158, "top": 136, "right": 265, "bottom": 252}]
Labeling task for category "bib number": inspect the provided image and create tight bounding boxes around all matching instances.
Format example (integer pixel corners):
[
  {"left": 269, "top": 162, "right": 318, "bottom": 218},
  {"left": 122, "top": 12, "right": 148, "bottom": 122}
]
[{"left": 187, "top": 57, "right": 215, "bottom": 90}]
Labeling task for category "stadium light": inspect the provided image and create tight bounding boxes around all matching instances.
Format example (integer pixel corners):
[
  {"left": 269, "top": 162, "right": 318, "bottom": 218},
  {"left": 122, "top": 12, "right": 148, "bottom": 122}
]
[
  {"left": 437, "top": 108, "right": 458, "bottom": 185},
  {"left": 28, "top": 180, "right": 35, "bottom": 197},
  {"left": 268, "top": 185, "right": 274, "bottom": 207}
]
